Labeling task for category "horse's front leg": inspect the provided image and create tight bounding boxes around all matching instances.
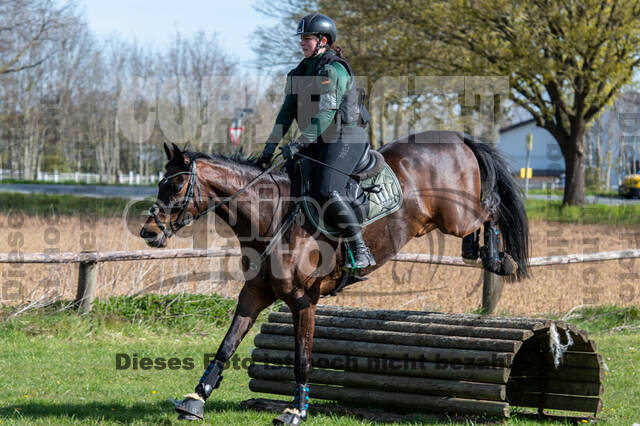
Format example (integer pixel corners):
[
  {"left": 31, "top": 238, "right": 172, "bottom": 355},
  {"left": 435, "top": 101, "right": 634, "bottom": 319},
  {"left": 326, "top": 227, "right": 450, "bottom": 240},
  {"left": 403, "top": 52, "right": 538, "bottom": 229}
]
[
  {"left": 175, "top": 281, "right": 275, "bottom": 420},
  {"left": 274, "top": 293, "right": 317, "bottom": 425}
]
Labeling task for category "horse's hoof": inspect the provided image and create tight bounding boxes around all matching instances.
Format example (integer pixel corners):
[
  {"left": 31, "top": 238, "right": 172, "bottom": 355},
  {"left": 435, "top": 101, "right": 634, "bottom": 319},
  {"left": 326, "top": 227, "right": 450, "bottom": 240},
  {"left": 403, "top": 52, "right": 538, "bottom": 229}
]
[
  {"left": 482, "top": 251, "right": 518, "bottom": 276},
  {"left": 273, "top": 408, "right": 306, "bottom": 425},
  {"left": 175, "top": 397, "right": 204, "bottom": 421},
  {"left": 177, "top": 413, "right": 202, "bottom": 421},
  {"left": 498, "top": 253, "right": 518, "bottom": 275}
]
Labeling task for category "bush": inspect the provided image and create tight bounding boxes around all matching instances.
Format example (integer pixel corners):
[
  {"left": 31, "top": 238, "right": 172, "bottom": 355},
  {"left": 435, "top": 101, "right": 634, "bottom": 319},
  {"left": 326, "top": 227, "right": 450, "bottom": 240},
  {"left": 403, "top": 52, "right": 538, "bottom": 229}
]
[{"left": 92, "top": 294, "right": 238, "bottom": 328}]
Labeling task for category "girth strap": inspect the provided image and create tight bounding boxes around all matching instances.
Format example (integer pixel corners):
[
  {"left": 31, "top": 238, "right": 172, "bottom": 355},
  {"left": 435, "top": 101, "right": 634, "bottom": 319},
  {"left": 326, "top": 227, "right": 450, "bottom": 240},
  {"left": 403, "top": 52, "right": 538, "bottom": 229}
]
[{"left": 249, "top": 204, "right": 301, "bottom": 272}]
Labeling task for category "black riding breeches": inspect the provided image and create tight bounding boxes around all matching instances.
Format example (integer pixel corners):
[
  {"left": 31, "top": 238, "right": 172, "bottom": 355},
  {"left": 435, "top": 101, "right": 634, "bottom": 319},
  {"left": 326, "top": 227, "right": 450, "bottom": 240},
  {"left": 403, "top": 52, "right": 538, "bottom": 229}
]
[{"left": 313, "top": 125, "right": 369, "bottom": 204}]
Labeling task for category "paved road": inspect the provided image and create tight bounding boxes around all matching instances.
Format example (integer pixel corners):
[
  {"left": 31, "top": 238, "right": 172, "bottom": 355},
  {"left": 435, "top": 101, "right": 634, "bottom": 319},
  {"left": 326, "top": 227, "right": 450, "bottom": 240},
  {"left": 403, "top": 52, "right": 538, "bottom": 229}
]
[{"left": 0, "top": 183, "right": 157, "bottom": 199}]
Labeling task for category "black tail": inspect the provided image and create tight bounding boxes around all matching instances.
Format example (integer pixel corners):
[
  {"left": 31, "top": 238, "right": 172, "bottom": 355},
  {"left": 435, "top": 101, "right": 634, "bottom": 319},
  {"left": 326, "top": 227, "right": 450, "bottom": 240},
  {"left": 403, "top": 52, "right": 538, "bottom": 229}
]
[{"left": 461, "top": 134, "right": 530, "bottom": 280}]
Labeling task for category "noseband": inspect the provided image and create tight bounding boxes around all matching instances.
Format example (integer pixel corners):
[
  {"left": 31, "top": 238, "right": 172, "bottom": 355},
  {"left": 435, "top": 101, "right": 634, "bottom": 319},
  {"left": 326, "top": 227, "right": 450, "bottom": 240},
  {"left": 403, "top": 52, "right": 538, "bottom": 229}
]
[{"left": 149, "top": 160, "right": 203, "bottom": 239}]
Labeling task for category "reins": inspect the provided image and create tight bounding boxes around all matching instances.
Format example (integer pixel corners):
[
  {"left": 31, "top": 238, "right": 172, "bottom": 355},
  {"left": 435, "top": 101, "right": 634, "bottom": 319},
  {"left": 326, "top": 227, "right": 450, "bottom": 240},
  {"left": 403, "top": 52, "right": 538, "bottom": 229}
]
[
  {"left": 294, "top": 152, "right": 382, "bottom": 194},
  {"left": 148, "top": 150, "right": 375, "bottom": 271},
  {"left": 295, "top": 152, "right": 357, "bottom": 179}
]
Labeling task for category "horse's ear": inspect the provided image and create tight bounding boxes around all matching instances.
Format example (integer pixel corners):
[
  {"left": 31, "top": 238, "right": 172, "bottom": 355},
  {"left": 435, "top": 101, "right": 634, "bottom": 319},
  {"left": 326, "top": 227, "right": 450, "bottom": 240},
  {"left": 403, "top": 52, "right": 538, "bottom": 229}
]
[
  {"left": 170, "top": 143, "right": 188, "bottom": 168},
  {"left": 164, "top": 143, "right": 173, "bottom": 161}
]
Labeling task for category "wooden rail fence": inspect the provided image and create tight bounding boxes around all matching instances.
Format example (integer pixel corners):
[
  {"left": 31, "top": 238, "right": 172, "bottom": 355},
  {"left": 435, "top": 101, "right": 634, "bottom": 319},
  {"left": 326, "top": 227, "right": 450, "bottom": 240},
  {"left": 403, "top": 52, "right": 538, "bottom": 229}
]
[{"left": 1, "top": 248, "right": 639, "bottom": 314}]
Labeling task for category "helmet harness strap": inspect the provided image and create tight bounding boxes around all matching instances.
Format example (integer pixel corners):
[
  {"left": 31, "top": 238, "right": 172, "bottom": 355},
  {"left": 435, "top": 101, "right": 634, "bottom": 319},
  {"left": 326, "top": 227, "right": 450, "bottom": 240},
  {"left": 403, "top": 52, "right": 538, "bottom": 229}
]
[{"left": 311, "top": 34, "right": 328, "bottom": 57}]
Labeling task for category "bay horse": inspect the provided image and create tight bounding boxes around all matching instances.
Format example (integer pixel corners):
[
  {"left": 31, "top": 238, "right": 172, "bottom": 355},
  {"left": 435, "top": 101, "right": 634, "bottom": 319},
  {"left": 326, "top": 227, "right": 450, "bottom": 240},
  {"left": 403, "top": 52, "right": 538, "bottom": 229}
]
[{"left": 139, "top": 130, "right": 529, "bottom": 424}]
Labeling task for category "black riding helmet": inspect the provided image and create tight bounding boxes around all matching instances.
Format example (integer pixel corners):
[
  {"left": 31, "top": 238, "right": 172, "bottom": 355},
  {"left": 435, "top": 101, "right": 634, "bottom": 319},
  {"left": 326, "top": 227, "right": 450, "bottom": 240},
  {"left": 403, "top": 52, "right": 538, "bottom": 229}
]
[{"left": 294, "top": 13, "right": 337, "bottom": 45}]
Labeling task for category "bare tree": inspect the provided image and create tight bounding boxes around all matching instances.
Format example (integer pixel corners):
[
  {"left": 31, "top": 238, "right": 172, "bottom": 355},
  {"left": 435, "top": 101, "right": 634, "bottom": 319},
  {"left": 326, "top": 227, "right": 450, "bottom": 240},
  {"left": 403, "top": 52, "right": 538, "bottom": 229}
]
[
  {"left": 159, "top": 31, "right": 237, "bottom": 154},
  {"left": 0, "top": 2, "right": 246, "bottom": 179},
  {"left": 0, "top": 0, "right": 77, "bottom": 75}
]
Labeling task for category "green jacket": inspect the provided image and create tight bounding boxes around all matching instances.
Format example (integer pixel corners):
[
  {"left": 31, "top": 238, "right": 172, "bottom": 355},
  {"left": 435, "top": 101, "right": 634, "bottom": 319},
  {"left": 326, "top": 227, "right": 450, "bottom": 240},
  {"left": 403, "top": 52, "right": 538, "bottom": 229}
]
[{"left": 266, "top": 52, "right": 351, "bottom": 147}]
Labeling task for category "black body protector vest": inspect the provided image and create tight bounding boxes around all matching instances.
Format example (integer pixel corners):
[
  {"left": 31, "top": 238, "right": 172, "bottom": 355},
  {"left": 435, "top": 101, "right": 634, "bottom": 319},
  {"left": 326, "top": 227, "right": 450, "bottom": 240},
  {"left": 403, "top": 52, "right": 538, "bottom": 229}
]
[{"left": 287, "top": 50, "right": 369, "bottom": 144}]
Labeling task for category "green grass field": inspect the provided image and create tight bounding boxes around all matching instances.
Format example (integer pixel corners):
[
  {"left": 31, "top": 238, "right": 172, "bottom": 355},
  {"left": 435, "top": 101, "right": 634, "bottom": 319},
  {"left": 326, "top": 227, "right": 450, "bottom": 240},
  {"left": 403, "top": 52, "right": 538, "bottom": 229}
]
[
  {"left": 526, "top": 188, "right": 619, "bottom": 197},
  {"left": 0, "top": 192, "right": 133, "bottom": 216},
  {"left": 1, "top": 299, "right": 638, "bottom": 425},
  {"left": 523, "top": 199, "right": 640, "bottom": 224}
]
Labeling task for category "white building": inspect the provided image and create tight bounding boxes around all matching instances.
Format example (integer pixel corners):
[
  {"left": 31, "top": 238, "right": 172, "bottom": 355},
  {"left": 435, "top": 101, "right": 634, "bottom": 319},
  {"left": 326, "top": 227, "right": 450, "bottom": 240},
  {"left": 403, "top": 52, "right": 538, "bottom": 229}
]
[
  {"left": 498, "top": 93, "right": 640, "bottom": 188},
  {"left": 498, "top": 119, "right": 564, "bottom": 177}
]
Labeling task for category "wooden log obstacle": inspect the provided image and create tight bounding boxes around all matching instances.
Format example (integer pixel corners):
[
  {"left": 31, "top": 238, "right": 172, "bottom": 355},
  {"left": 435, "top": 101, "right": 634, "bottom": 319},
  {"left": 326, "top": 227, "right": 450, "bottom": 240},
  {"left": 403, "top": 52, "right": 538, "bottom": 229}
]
[{"left": 248, "top": 305, "right": 604, "bottom": 419}]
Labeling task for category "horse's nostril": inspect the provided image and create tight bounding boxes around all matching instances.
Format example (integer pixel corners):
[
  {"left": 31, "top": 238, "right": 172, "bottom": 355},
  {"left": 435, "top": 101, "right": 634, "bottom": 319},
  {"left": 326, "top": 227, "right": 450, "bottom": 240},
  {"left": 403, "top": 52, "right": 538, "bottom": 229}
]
[{"left": 140, "top": 228, "right": 156, "bottom": 239}]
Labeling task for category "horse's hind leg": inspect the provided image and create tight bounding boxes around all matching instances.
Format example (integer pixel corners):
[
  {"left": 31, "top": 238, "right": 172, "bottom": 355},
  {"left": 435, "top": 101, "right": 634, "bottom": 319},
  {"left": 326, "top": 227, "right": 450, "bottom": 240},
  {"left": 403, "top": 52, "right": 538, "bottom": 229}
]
[
  {"left": 480, "top": 221, "right": 517, "bottom": 276},
  {"left": 273, "top": 293, "right": 317, "bottom": 425},
  {"left": 175, "top": 282, "right": 275, "bottom": 420},
  {"left": 461, "top": 229, "right": 481, "bottom": 264}
]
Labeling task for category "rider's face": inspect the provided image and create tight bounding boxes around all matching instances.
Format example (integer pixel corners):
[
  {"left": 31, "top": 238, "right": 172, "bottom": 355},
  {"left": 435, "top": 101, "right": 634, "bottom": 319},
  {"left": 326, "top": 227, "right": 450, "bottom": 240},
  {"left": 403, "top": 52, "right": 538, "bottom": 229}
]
[{"left": 300, "top": 35, "right": 326, "bottom": 58}]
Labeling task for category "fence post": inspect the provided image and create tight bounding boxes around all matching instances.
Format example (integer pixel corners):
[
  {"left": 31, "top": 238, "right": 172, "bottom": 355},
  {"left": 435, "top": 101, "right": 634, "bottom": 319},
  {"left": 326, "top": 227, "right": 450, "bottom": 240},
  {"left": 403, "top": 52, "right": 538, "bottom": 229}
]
[
  {"left": 482, "top": 271, "right": 503, "bottom": 315},
  {"left": 75, "top": 260, "right": 97, "bottom": 314}
]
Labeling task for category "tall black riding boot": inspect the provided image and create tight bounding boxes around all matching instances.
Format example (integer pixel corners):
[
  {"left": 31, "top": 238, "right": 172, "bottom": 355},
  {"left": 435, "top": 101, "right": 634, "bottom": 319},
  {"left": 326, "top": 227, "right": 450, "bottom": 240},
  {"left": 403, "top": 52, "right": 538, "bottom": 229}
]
[{"left": 325, "top": 191, "right": 376, "bottom": 270}]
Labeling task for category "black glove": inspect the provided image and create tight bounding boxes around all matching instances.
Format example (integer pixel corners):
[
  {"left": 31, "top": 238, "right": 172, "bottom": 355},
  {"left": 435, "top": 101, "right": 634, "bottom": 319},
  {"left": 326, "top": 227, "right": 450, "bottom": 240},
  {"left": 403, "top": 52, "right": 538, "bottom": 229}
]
[
  {"left": 280, "top": 141, "right": 301, "bottom": 160},
  {"left": 258, "top": 143, "right": 277, "bottom": 169},
  {"left": 257, "top": 152, "right": 273, "bottom": 169}
]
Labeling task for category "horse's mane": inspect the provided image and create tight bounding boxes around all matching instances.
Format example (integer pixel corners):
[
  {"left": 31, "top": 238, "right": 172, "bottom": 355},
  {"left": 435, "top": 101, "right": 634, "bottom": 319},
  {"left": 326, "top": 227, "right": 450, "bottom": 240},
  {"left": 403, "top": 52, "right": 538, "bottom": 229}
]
[
  {"left": 184, "top": 150, "right": 258, "bottom": 166},
  {"left": 183, "top": 150, "right": 287, "bottom": 178}
]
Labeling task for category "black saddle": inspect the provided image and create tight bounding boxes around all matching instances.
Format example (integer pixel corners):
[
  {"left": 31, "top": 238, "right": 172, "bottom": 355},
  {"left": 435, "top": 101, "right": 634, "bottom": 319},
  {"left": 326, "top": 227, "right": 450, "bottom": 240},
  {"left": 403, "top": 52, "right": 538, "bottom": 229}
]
[
  {"left": 352, "top": 144, "right": 385, "bottom": 180},
  {"left": 289, "top": 145, "right": 386, "bottom": 227}
]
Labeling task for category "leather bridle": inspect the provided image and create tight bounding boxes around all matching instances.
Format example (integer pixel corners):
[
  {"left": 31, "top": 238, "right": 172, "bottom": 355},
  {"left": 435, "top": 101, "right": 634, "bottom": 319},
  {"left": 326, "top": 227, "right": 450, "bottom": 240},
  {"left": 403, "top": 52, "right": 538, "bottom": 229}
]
[
  {"left": 148, "top": 156, "right": 284, "bottom": 240},
  {"left": 149, "top": 160, "right": 203, "bottom": 239}
]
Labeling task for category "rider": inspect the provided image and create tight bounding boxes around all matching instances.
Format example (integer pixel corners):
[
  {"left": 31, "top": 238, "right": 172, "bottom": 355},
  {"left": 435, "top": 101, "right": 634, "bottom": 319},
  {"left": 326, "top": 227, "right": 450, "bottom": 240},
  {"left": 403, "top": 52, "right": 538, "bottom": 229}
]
[{"left": 258, "top": 13, "right": 376, "bottom": 270}]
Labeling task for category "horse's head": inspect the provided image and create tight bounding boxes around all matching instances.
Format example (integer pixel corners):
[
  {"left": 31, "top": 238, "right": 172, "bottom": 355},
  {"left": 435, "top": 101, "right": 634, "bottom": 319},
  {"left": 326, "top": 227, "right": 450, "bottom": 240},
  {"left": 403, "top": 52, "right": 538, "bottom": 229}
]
[{"left": 140, "top": 143, "right": 204, "bottom": 247}]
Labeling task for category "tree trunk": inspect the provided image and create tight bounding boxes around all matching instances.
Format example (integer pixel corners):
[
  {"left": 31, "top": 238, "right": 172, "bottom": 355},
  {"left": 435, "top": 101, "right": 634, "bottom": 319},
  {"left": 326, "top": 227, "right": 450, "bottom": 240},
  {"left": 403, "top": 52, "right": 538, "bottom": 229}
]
[
  {"left": 585, "top": 132, "right": 592, "bottom": 169},
  {"left": 113, "top": 117, "right": 120, "bottom": 182},
  {"left": 605, "top": 149, "right": 612, "bottom": 190},
  {"left": 367, "top": 79, "right": 377, "bottom": 148},
  {"left": 562, "top": 128, "right": 586, "bottom": 206},
  {"left": 138, "top": 141, "right": 144, "bottom": 177},
  {"left": 393, "top": 104, "right": 405, "bottom": 141},
  {"left": 379, "top": 101, "right": 387, "bottom": 148},
  {"left": 595, "top": 127, "right": 602, "bottom": 188},
  {"left": 369, "top": 100, "right": 377, "bottom": 148}
]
